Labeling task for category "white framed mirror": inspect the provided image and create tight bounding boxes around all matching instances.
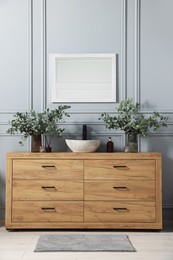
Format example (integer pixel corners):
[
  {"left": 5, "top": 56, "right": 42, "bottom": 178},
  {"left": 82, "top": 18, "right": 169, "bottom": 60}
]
[{"left": 49, "top": 53, "right": 116, "bottom": 103}]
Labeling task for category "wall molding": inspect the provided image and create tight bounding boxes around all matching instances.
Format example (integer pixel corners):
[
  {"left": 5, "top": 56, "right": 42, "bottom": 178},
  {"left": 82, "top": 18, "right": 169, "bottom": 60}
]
[
  {"left": 141, "top": 133, "right": 173, "bottom": 137},
  {"left": 163, "top": 204, "right": 173, "bottom": 209},
  {"left": 41, "top": 0, "right": 47, "bottom": 111},
  {"left": 42, "top": 0, "right": 127, "bottom": 109},
  {"left": 138, "top": 132, "right": 173, "bottom": 151},
  {"left": 0, "top": 134, "right": 23, "bottom": 137},
  {"left": 0, "top": 109, "right": 172, "bottom": 115},
  {"left": 64, "top": 133, "right": 123, "bottom": 137},
  {"left": 0, "top": 0, "right": 33, "bottom": 118},
  {"left": 0, "top": 0, "right": 33, "bottom": 114},
  {"left": 134, "top": 0, "right": 140, "bottom": 104},
  {"left": 120, "top": 0, "right": 127, "bottom": 101},
  {"left": 133, "top": 0, "right": 173, "bottom": 113},
  {"left": 27, "top": 0, "right": 33, "bottom": 110}
]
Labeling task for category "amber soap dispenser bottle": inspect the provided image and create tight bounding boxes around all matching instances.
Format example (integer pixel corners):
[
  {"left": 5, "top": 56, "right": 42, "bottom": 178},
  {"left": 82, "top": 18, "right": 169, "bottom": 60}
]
[{"left": 107, "top": 137, "right": 114, "bottom": 152}]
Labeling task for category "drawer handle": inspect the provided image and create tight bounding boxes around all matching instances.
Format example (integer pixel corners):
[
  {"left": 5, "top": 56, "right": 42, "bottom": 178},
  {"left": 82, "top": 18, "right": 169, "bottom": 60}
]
[
  {"left": 113, "top": 165, "right": 128, "bottom": 170},
  {"left": 113, "top": 207, "right": 128, "bottom": 212},
  {"left": 113, "top": 186, "right": 128, "bottom": 191},
  {"left": 41, "top": 207, "right": 56, "bottom": 212},
  {"left": 42, "top": 165, "right": 56, "bottom": 169},
  {"left": 41, "top": 186, "right": 57, "bottom": 191}
]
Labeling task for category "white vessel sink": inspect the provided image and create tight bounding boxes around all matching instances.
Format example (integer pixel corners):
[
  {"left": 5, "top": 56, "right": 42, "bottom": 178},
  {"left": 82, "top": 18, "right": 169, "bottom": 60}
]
[{"left": 65, "top": 139, "right": 101, "bottom": 153}]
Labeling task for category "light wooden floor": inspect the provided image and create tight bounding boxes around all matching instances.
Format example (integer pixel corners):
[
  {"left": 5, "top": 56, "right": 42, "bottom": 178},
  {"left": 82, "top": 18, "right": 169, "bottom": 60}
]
[{"left": 1, "top": 224, "right": 173, "bottom": 260}]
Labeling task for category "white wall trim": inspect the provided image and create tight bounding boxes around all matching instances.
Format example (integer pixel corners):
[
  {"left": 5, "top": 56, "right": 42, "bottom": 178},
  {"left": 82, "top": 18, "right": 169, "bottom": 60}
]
[
  {"left": 138, "top": 132, "right": 173, "bottom": 151},
  {"left": 41, "top": 0, "right": 47, "bottom": 111},
  {"left": 66, "top": 111, "right": 119, "bottom": 115},
  {"left": 143, "top": 133, "right": 173, "bottom": 137},
  {"left": 1, "top": 109, "right": 170, "bottom": 115},
  {"left": 134, "top": 0, "right": 173, "bottom": 116},
  {"left": 138, "top": 109, "right": 173, "bottom": 114},
  {"left": 27, "top": 0, "right": 33, "bottom": 110},
  {"left": 120, "top": 0, "right": 127, "bottom": 101},
  {"left": 163, "top": 204, "right": 173, "bottom": 209},
  {"left": 42, "top": 0, "right": 127, "bottom": 108},
  {"left": 133, "top": 0, "right": 173, "bottom": 113},
  {"left": 64, "top": 133, "right": 123, "bottom": 136},
  {"left": 0, "top": 0, "right": 33, "bottom": 114},
  {"left": 134, "top": 0, "right": 140, "bottom": 104}
]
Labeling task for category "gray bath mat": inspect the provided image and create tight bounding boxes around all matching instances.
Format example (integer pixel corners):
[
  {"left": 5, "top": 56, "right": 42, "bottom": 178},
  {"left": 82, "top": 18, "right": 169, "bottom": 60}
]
[{"left": 34, "top": 233, "right": 136, "bottom": 252}]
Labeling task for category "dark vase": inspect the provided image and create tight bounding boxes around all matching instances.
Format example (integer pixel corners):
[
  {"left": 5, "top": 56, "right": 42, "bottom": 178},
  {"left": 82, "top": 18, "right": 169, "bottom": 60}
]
[
  {"left": 128, "top": 133, "right": 138, "bottom": 153},
  {"left": 31, "top": 135, "right": 42, "bottom": 152}
]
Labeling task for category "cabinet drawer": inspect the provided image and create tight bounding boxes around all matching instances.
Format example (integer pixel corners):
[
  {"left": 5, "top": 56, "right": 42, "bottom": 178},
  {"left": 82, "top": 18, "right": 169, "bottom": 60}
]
[
  {"left": 13, "top": 160, "right": 83, "bottom": 180},
  {"left": 12, "top": 201, "right": 83, "bottom": 222},
  {"left": 13, "top": 180, "right": 83, "bottom": 200},
  {"left": 84, "top": 201, "right": 155, "bottom": 222},
  {"left": 84, "top": 160, "right": 155, "bottom": 179},
  {"left": 85, "top": 180, "right": 155, "bottom": 200}
]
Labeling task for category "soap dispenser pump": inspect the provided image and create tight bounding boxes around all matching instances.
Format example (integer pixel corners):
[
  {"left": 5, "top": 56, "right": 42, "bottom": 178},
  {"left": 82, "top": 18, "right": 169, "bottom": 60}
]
[{"left": 107, "top": 137, "right": 114, "bottom": 152}]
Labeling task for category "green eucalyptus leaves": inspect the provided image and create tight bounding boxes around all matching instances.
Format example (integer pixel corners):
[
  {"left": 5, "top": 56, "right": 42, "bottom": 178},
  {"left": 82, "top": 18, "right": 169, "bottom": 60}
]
[
  {"left": 99, "top": 98, "right": 168, "bottom": 137},
  {"left": 7, "top": 105, "right": 70, "bottom": 146}
]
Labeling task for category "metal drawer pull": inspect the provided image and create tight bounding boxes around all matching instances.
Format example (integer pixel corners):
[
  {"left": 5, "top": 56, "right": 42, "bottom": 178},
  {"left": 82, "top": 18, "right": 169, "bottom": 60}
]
[
  {"left": 41, "top": 207, "right": 56, "bottom": 212},
  {"left": 113, "top": 186, "right": 128, "bottom": 190},
  {"left": 42, "top": 165, "right": 56, "bottom": 168},
  {"left": 113, "top": 207, "right": 128, "bottom": 212},
  {"left": 113, "top": 165, "right": 128, "bottom": 170},
  {"left": 41, "top": 186, "right": 57, "bottom": 191}
]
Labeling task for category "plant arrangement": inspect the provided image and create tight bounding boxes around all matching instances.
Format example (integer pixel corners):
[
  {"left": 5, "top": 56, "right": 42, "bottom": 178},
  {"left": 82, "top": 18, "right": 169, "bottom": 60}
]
[
  {"left": 7, "top": 105, "right": 70, "bottom": 150},
  {"left": 99, "top": 98, "right": 168, "bottom": 152}
]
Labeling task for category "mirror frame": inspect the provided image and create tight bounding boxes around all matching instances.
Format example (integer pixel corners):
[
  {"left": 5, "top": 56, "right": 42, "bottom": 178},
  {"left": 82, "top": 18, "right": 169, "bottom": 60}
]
[{"left": 49, "top": 53, "right": 116, "bottom": 103}]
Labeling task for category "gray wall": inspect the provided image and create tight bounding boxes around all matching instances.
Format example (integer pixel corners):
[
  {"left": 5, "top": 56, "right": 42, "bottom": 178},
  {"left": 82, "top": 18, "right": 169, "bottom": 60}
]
[{"left": 0, "top": 0, "right": 173, "bottom": 222}]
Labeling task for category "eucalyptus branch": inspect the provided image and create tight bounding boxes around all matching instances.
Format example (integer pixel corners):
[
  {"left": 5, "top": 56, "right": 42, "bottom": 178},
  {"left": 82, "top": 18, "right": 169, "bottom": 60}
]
[
  {"left": 99, "top": 98, "right": 168, "bottom": 137},
  {"left": 7, "top": 105, "right": 70, "bottom": 145}
]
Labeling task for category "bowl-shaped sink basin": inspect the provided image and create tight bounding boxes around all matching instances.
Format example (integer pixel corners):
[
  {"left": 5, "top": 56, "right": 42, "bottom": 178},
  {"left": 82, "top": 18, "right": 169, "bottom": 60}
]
[{"left": 65, "top": 139, "right": 101, "bottom": 153}]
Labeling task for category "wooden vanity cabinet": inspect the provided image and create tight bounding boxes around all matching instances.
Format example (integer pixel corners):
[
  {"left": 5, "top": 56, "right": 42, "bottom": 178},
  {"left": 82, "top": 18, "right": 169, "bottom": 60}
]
[{"left": 5, "top": 152, "right": 162, "bottom": 230}]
